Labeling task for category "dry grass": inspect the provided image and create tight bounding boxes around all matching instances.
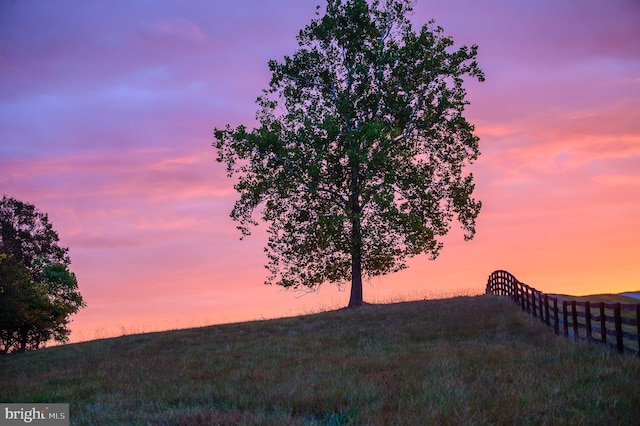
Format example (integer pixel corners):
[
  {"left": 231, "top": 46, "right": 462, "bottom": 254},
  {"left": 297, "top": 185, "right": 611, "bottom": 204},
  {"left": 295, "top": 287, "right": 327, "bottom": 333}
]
[{"left": 1, "top": 295, "right": 639, "bottom": 424}]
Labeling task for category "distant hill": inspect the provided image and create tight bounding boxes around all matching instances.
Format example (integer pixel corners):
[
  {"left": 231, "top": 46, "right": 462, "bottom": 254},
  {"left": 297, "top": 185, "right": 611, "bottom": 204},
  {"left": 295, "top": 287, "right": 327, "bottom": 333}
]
[
  {"left": 548, "top": 293, "right": 640, "bottom": 304},
  {"left": 619, "top": 292, "right": 640, "bottom": 301},
  {"left": 1, "top": 295, "right": 639, "bottom": 424}
]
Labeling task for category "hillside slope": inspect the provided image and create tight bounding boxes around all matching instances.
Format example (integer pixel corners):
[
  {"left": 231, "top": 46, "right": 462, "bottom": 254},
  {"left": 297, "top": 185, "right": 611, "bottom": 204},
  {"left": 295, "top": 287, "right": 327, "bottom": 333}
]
[{"left": 1, "top": 295, "right": 639, "bottom": 424}]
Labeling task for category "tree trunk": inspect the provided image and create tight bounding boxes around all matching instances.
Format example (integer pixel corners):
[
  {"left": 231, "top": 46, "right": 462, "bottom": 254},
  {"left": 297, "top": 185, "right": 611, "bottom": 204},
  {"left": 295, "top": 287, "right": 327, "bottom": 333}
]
[
  {"left": 19, "top": 333, "right": 27, "bottom": 353},
  {"left": 348, "top": 206, "right": 364, "bottom": 308},
  {"left": 349, "top": 252, "right": 363, "bottom": 307},
  {"left": 347, "top": 137, "right": 363, "bottom": 308}
]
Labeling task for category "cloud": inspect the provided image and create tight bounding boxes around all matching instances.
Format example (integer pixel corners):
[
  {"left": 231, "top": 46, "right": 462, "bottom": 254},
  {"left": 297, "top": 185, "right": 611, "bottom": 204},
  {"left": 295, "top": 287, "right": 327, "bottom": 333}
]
[
  {"left": 143, "top": 17, "right": 209, "bottom": 47},
  {"left": 1, "top": 0, "right": 639, "bottom": 341}
]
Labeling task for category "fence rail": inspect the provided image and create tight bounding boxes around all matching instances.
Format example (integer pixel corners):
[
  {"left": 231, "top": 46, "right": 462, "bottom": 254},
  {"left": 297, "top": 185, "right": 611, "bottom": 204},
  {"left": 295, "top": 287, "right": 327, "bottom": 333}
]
[{"left": 485, "top": 270, "right": 640, "bottom": 355}]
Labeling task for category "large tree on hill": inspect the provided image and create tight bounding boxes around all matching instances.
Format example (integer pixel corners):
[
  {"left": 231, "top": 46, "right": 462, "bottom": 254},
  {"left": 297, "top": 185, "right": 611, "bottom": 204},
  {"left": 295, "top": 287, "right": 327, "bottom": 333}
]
[
  {"left": 0, "top": 196, "right": 85, "bottom": 353},
  {"left": 213, "top": 0, "right": 484, "bottom": 307}
]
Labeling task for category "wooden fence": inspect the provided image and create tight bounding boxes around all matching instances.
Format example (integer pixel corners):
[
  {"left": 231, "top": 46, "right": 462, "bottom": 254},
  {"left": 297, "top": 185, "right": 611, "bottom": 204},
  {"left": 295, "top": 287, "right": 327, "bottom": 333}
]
[{"left": 485, "top": 270, "right": 640, "bottom": 355}]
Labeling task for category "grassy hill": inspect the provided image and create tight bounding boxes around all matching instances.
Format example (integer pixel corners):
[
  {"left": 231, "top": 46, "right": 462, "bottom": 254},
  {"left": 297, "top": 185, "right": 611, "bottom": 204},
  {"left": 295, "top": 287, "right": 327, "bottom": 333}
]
[
  {"left": 549, "top": 293, "right": 640, "bottom": 304},
  {"left": 1, "top": 295, "right": 639, "bottom": 424}
]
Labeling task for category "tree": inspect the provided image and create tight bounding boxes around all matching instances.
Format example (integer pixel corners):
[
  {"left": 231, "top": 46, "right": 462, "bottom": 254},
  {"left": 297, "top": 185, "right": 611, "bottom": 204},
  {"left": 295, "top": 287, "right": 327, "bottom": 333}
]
[
  {"left": 213, "top": 0, "right": 484, "bottom": 307},
  {"left": 0, "top": 196, "right": 85, "bottom": 353}
]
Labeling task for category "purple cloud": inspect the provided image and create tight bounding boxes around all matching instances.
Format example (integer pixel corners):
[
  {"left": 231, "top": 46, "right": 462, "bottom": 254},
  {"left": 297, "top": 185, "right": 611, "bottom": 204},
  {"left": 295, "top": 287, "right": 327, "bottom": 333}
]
[{"left": 1, "top": 0, "right": 639, "bottom": 341}]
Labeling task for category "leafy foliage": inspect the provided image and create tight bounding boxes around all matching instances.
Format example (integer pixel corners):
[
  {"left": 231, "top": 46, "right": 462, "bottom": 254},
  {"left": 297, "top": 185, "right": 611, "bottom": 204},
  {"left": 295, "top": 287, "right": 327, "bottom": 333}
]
[
  {"left": 0, "top": 196, "right": 85, "bottom": 353},
  {"left": 214, "top": 0, "right": 484, "bottom": 306}
]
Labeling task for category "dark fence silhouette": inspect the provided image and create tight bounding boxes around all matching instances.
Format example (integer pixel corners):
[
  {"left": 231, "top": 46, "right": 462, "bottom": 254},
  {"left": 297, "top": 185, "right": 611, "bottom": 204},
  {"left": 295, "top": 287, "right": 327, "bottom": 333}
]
[{"left": 486, "top": 270, "right": 640, "bottom": 355}]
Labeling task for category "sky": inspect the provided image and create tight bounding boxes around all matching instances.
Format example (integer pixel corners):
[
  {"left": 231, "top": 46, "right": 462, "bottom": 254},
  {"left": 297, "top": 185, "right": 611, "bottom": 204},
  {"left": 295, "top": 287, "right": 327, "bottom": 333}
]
[{"left": 1, "top": 0, "right": 639, "bottom": 343}]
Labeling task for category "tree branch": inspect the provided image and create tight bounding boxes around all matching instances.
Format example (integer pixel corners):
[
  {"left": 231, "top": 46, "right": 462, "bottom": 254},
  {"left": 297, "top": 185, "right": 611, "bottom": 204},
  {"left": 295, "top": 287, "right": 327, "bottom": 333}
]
[
  {"left": 289, "top": 76, "right": 338, "bottom": 103},
  {"left": 252, "top": 148, "right": 348, "bottom": 208}
]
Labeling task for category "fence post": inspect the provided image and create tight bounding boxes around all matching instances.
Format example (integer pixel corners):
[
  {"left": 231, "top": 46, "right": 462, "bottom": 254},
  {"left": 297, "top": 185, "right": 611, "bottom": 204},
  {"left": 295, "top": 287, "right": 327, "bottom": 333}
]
[
  {"left": 532, "top": 290, "right": 537, "bottom": 318},
  {"left": 614, "top": 303, "right": 624, "bottom": 354},
  {"left": 502, "top": 272, "right": 506, "bottom": 297},
  {"left": 503, "top": 273, "right": 507, "bottom": 297},
  {"left": 572, "top": 301, "right": 579, "bottom": 339},
  {"left": 510, "top": 276, "right": 515, "bottom": 300},
  {"left": 563, "top": 301, "right": 569, "bottom": 337},
  {"left": 636, "top": 304, "right": 640, "bottom": 355},
  {"left": 553, "top": 298, "right": 559, "bottom": 335},
  {"left": 585, "top": 301, "right": 592, "bottom": 340},
  {"left": 544, "top": 294, "right": 550, "bottom": 327},
  {"left": 600, "top": 303, "right": 606, "bottom": 345}
]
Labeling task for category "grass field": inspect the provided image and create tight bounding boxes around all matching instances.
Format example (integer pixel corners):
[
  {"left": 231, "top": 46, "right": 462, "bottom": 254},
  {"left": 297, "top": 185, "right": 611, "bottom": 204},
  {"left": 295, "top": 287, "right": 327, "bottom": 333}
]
[{"left": 1, "top": 295, "right": 639, "bottom": 424}]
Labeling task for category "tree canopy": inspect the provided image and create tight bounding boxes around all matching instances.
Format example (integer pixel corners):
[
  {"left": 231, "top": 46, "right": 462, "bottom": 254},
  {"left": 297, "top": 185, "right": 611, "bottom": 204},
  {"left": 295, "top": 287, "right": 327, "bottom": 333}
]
[
  {"left": 213, "top": 0, "right": 484, "bottom": 307},
  {"left": 0, "top": 196, "right": 85, "bottom": 353}
]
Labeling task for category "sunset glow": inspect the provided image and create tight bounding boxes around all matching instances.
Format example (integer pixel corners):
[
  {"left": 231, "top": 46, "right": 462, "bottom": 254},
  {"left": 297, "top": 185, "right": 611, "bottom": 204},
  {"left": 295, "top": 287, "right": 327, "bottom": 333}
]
[{"left": 1, "top": 1, "right": 639, "bottom": 343}]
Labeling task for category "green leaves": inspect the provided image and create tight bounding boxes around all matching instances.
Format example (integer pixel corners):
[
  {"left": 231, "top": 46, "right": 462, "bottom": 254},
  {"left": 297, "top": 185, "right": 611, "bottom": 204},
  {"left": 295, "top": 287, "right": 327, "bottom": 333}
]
[
  {"left": 213, "top": 0, "right": 483, "bottom": 299},
  {"left": 0, "top": 196, "right": 85, "bottom": 353}
]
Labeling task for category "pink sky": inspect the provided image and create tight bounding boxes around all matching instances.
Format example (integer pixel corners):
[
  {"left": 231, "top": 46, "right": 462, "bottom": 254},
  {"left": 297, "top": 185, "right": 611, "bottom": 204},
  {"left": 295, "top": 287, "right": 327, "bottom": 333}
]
[{"left": 1, "top": 1, "right": 639, "bottom": 343}]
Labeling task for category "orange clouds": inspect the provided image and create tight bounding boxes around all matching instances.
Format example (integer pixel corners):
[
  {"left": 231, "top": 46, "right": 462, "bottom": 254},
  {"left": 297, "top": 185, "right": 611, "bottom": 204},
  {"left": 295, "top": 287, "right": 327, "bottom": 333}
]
[{"left": 1, "top": 1, "right": 639, "bottom": 343}]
